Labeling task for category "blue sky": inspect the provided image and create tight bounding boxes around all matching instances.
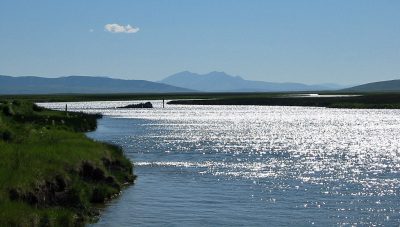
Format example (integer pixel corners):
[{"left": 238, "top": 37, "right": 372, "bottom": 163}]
[{"left": 0, "top": 0, "right": 399, "bottom": 84}]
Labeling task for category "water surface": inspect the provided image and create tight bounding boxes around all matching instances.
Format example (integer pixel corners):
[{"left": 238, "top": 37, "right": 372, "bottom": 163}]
[{"left": 40, "top": 101, "right": 400, "bottom": 226}]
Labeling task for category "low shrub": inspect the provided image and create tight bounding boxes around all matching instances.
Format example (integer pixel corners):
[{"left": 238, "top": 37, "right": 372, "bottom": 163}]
[
  {"left": 1, "top": 129, "right": 13, "bottom": 142},
  {"left": 12, "top": 100, "right": 21, "bottom": 106},
  {"left": 32, "top": 104, "right": 44, "bottom": 112},
  {"left": 3, "top": 105, "right": 15, "bottom": 116}
]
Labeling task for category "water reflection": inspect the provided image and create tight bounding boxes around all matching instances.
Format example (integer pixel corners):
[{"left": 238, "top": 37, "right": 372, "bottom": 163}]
[{"left": 40, "top": 101, "right": 400, "bottom": 226}]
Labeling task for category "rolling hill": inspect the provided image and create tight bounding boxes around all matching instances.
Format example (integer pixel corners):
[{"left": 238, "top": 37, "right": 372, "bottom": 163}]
[
  {"left": 0, "top": 75, "right": 193, "bottom": 94},
  {"left": 343, "top": 79, "right": 400, "bottom": 92}
]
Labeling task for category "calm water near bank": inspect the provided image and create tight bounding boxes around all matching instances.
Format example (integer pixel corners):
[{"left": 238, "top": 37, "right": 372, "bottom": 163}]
[{"left": 40, "top": 101, "right": 400, "bottom": 226}]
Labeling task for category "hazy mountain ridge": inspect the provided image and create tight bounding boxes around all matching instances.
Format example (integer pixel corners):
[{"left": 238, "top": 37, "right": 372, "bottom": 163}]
[
  {"left": 0, "top": 75, "right": 193, "bottom": 94},
  {"left": 160, "top": 71, "right": 348, "bottom": 92},
  {"left": 3, "top": 73, "right": 396, "bottom": 95},
  {"left": 343, "top": 79, "right": 400, "bottom": 92}
]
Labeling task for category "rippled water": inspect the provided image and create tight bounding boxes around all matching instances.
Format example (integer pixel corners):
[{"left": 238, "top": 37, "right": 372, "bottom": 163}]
[{"left": 40, "top": 101, "right": 400, "bottom": 226}]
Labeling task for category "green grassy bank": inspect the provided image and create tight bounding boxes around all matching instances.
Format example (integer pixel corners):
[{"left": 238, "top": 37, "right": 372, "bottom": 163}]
[
  {"left": 168, "top": 93, "right": 400, "bottom": 109},
  {"left": 3, "top": 92, "right": 400, "bottom": 109},
  {"left": 0, "top": 100, "right": 135, "bottom": 226}
]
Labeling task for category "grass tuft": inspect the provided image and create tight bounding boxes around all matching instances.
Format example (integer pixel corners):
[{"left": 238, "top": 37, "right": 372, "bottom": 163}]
[{"left": 0, "top": 100, "right": 135, "bottom": 226}]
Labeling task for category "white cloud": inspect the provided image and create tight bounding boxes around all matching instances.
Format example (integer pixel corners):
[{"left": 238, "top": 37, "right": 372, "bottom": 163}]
[{"left": 104, "top": 23, "right": 140, "bottom": 34}]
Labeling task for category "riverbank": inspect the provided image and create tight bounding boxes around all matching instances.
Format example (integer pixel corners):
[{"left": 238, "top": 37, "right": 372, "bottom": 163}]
[
  {"left": 0, "top": 100, "right": 135, "bottom": 226},
  {"left": 168, "top": 93, "right": 400, "bottom": 109},
  {"left": 6, "top": 92, "right": 400, "bottom": 109},
  {"left": 3, "top": 92, "right": 400, "bottom": 109}
]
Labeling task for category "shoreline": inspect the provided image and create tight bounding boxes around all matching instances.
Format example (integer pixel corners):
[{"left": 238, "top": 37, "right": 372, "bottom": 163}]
[
  {"left": 167, "top": 93, "right": 400, "bottom": 109},
  {"left": 0, "top": 100, "right": 135, "bottom": 226},
  {"left": 3, "top": 92, "right": 399, "bottom": 109}
]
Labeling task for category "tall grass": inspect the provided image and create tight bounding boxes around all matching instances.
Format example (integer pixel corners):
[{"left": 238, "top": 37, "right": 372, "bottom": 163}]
[{"left": 0, "top": 100, "right": 134, "bottom": 226}]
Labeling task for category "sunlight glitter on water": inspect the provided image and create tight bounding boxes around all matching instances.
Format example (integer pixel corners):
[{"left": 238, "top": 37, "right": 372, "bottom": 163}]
[{"left": 40, "top": 101, "right": 400, "bottom": 226}]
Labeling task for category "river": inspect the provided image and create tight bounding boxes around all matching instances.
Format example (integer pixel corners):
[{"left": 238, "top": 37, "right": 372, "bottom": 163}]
[{"left": 40, "top": 101, "right": 400, "bottom": 226}]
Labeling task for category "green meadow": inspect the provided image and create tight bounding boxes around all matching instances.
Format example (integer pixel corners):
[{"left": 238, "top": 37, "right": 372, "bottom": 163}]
[{"left": 0, "top": 100, "right": 134, "bottom": 226}]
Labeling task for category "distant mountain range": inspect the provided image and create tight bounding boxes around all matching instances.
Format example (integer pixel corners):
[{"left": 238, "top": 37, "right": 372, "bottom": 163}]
[
  {"left": 160, "top": 71, "right": 348, "bottom": 92},
  {"left": 0, "top": 75, "right": 192, "bottom": 94},
  {"left": 1, "top": 73, "right": 398, "bottom": 95},
  {"left": 343, "top": 79, "right": 400, "bottom": 92}
]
